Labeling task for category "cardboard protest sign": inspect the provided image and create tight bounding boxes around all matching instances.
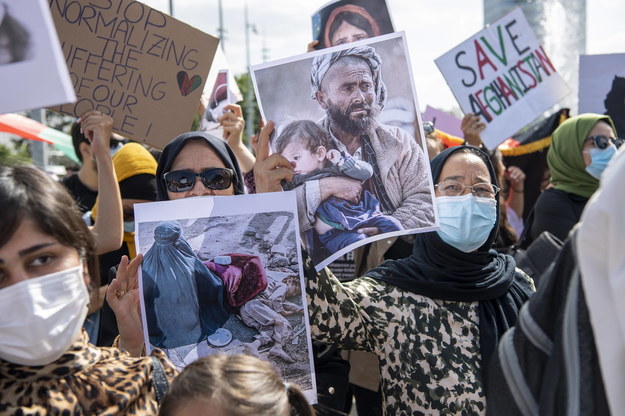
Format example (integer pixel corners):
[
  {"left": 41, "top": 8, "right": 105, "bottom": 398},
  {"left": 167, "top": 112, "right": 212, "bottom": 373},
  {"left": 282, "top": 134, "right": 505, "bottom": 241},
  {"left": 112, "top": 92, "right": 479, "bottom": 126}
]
[
  {"left": 251, "top": 32, "right": 438, "bottom": 271},
  {"left": 135, "top": 192, "right": 317, "bottom": 403},
  {"left": 49, "top": 0, "right": 219, "bottom": 148},
  {"left": 579, "top": 53, "right": 625, "bottom": 138},
  {"left": 312, "top": 0, "right": 394, "bottom": 49},
  {"left": 0, "top": 0, "right": 75, "bottom": 114},
  {"left": 435, "top": 7, "right": 570, "bottom": 148}
]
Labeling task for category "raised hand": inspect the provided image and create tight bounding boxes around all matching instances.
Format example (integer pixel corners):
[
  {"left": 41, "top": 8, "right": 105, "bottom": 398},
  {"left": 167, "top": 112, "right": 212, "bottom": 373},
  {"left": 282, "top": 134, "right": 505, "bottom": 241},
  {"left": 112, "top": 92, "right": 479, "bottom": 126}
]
[
  {"left": 253, "top": 120, "right": 294, "bottom": 193},
  {"left": 107, "top": 254, "right": 144, "bottom": 356}
]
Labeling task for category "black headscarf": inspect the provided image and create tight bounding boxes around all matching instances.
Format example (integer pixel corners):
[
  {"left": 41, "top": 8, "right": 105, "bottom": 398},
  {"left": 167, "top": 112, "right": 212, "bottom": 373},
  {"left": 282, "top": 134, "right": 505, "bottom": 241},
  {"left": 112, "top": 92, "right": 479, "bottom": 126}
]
[
  {"left": 365, "top": 145, "right": 532, "bottom": 388},
  {"left": 155, "top": 132, "right": 244, "bottom": 201}
]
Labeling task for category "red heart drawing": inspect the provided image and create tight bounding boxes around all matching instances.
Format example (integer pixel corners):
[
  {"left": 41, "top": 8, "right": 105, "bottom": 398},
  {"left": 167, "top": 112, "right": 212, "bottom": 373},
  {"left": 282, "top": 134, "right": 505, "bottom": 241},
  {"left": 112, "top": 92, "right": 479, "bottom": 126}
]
[{"left": 177, "top": 71, "right": 202, "bottom": 96}]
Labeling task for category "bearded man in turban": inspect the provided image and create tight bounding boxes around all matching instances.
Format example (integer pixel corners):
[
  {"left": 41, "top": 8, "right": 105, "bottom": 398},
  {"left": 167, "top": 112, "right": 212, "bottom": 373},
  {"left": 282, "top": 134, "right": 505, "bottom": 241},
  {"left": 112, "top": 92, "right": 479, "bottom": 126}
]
[{"left": 299, "top": 45, "right": 434, "bottom": 236}]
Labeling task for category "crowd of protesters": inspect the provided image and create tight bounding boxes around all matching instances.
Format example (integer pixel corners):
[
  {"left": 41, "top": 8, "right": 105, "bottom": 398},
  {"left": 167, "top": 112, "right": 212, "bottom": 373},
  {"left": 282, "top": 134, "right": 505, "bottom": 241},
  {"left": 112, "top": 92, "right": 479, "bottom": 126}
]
[{"left": 1, "top": 3, "right": 624, "bottom": 416}]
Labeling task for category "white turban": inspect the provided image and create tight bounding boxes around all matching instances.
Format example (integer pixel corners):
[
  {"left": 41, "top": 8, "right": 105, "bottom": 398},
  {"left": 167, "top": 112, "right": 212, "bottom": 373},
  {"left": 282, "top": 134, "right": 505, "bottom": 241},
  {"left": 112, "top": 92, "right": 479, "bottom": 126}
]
[{"left": 310, "top": 45, "right": 387, "bottom": 110}]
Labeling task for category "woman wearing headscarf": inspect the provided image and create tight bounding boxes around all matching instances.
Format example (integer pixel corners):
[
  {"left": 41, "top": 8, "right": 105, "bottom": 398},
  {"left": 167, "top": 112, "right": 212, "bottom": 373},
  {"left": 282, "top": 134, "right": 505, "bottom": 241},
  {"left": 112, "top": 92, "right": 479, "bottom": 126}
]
[
  {"left": 155, "top": 131, "right": 244, "bottom": 200},
  {"left": 116, "top": 132, "right": 351, "bottom": 413},
  {"left": 524, "top": 113, "right": 620, "bottom": 246},
  {"left": 111, "top": 132, "right": 244, "bottom": 359},
  {"left": 291, "top": 145, "right": 534, "bottom": 414},
  {"left": 143, "top": 133, "right": 243, "bottom": 356}
]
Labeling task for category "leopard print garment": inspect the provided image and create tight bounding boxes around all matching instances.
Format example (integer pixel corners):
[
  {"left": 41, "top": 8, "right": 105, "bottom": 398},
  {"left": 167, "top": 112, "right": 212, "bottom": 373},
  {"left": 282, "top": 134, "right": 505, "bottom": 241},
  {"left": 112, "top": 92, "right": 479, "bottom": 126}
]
[
  {"left": 305, "top": 258, "right": 533, "bottom": 416},
  {"left": 0, "top": 331, "right": 177, "bottom": 415}
]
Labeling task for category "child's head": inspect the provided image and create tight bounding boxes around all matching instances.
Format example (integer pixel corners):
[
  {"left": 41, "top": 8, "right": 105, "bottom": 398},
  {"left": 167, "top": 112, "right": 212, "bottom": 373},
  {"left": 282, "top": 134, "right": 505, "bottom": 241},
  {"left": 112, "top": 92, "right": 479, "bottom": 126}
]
[
  {"left": 273, "top": 120, "right": 336, "bottom": 174},
  {"left": 158, "top": 354, "right": 315, "bottom": 416}
]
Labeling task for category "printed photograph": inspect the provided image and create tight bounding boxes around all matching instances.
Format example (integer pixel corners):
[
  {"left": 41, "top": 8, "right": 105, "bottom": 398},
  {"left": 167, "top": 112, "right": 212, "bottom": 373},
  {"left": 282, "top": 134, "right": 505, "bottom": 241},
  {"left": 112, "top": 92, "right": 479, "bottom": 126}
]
[
  {"left": 199, "top": 69, "right": 230, "bottom": 132},
  {"left": 579, "top": 53, "right": 625, "bottom": 140},
  {"left": 312, "top": 0, "right": 394, "bottom": 49},
  {"left": 134, "top": 194, "right": 316, "bottom": 400},
  {"left": 251, "top": 32, "right": 437, "bottom": 270},
  {"left": 0, "top": 0, "right": 75, "bottom": 113}
]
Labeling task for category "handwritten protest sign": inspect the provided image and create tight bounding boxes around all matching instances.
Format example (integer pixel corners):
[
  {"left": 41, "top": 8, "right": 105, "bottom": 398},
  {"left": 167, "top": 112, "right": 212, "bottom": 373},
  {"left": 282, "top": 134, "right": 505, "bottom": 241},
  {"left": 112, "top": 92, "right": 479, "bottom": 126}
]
[
  {"left": 435, "top": 7, "right": 570, "bottom": 148},
  {"left": 49, "top": 0, "right": 219, "bottom": 148},
  {"left": 0, "top": 0, "right": 75, "bottom": 114},
  {"left": 579, "top": 53, "right": 625, "bottom": 139}
]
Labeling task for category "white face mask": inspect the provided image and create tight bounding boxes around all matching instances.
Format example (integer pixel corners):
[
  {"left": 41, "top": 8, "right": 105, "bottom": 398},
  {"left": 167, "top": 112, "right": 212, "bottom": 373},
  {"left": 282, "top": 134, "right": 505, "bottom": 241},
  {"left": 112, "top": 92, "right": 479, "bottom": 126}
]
[{"left": 0, "top": 265, "right": 89, "bottom": 366}]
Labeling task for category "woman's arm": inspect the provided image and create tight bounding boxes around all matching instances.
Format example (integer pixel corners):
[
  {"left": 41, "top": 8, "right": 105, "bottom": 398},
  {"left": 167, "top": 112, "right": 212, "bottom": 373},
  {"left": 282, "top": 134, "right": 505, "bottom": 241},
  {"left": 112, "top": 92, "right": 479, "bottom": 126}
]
[
  {"left": 302, "top": 252, "right": 392, "bottom": 354},
  {"left": 79, "top": 111, "right": 123, "bottom": 254}
]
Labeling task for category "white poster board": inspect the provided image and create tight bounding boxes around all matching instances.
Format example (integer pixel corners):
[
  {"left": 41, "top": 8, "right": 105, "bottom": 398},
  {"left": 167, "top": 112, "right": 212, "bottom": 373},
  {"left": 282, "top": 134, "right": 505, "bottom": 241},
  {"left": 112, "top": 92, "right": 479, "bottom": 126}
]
[
  {"left": 579, "top": 53, "right": 625, "bottom": 138},
  {"left": 251, "top": 32, "right": 437, "bottom": 271},
  {"left": 134, "top": 192, "right": 316, "bottom": 403},
  {"left": 0, "top": 0, "right": 75, "bottom": 113},
  {"left": 435, "top": 7, "right": 570, "bottom": 148}
]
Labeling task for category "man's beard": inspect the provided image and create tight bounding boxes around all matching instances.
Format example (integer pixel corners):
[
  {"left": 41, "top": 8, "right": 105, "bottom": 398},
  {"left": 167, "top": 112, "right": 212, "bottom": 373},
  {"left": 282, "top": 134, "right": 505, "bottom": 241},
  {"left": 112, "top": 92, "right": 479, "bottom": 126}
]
[{"left": 326, "top": 100, "right": 380, "bottom": 136}]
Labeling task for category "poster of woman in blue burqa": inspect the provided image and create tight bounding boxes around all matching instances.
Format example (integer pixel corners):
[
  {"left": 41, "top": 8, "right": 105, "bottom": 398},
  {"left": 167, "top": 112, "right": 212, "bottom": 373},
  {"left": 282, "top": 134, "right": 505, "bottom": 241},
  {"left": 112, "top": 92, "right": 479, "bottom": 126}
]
[{"left": 135, "top": 193, "right": 315, "bottom": 399}]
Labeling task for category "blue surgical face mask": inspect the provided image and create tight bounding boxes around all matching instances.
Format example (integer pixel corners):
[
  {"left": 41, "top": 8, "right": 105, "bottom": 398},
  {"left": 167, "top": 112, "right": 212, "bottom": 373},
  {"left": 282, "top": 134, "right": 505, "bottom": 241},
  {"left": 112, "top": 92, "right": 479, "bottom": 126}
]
[
  {"left": 435, "top": 194, "right": 497, "bottom": 253},
  {"left": 123, "top": 221, "right": 135, "bottom": 233},
  {"left": 585, "top": 145, "right": 617, "bottom": 179}
]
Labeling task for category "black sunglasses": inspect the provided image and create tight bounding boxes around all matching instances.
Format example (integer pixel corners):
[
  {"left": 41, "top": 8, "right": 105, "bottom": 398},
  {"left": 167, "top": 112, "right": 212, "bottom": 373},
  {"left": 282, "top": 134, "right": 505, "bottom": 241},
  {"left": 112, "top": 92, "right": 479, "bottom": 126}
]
[
  {"left": 586, "top": 135, "right": 624, "bottom": 150},
  {"left": 163, "top": 168, "right": 234, "bottom": 193}
]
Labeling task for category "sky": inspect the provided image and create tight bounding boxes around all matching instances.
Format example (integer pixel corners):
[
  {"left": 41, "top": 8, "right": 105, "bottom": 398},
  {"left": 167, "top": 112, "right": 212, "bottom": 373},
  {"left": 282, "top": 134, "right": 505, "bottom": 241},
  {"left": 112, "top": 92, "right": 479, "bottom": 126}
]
[{"left": 126, "top": 0, "right": 624, "bottom": 113}]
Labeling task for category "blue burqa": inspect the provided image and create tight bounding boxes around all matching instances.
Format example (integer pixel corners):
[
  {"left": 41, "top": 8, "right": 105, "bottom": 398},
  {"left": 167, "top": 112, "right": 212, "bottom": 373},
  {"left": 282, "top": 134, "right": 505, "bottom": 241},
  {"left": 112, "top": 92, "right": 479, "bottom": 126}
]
[{"left": 142, "top": 221, "right": 229, "bottom": 348}]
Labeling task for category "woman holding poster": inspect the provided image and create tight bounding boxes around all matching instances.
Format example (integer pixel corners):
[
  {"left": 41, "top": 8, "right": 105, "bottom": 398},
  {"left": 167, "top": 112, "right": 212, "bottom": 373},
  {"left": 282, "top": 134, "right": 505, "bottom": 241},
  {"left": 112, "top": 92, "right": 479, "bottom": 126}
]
[{"left": 255, "top": 132, "right": 534, "bottom": 414}]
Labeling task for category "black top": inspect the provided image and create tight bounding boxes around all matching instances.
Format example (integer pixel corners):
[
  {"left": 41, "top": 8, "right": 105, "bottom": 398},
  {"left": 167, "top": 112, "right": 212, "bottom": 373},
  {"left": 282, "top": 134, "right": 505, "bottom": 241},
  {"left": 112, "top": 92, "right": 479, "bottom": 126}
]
[
  {"left": 529, "top": 187, "right": 588, "bottom": 244},
  {"left": 60, "top": 173, "right": 97, "bottom": 213}
]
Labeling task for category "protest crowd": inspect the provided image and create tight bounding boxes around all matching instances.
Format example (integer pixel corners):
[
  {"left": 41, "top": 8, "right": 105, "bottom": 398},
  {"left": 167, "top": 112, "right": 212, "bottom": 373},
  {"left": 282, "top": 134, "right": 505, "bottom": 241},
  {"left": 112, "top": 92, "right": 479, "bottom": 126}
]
[{"left": 1, "top": 1, "right": 624, "bottom": 415}]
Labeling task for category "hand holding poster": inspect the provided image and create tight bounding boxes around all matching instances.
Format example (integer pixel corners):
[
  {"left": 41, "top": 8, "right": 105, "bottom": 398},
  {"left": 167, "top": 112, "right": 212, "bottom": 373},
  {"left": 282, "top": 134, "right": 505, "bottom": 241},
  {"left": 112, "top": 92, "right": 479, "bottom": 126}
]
[
  {"left": 435, "top": 7, "right": 570, "bottom": 148},
  {"left": 251, "top": 32, "right": 437, "bottom": 270},
  {"left": 49, "top": 0, "right": 219, "bottom": 148},
  {"left": 198, "top": 46, "right": 244, "bottom": 135},
  {"left": 134, "top": 192, "right": 316, "bottom": 402},
  {"left": 312, "top": 0, "right": 394, "bottom": 49}
]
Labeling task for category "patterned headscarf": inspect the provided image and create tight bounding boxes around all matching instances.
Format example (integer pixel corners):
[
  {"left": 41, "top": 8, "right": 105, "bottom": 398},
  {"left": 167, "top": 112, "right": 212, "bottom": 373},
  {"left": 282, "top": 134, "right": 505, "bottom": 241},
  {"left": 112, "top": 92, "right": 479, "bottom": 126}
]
[{"left": 310, "top": 45, "right": 387, "bottom": 110}]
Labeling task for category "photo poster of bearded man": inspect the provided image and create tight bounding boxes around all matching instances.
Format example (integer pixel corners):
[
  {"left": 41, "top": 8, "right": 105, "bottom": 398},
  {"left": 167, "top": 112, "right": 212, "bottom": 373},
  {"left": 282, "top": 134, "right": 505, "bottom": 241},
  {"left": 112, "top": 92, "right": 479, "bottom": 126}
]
[
  {"left": 251, "top": 31, "right": 438, "bottom": 271},
  {"left": 311, "top": 0, "right": 395, "bottom": 50}
]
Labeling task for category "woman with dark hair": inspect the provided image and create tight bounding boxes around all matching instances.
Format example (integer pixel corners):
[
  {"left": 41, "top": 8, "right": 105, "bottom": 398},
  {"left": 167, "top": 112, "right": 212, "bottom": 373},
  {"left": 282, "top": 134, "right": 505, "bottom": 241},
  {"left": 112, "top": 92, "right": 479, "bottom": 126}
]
[
  {"left": 324, "top": 4, "right": 380, "bottom": 47},
  {"left": 0, "top": 164, "right": 176, "bottom": 414},
  {"left": 255, "top": 136, "right": 535, "bottom": 414},
  {"left": 158, "top": 353, "right": 315, "bottom": 416},
  {"left": 0, "top": 3, "right": 31, "bottom": 64}
]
